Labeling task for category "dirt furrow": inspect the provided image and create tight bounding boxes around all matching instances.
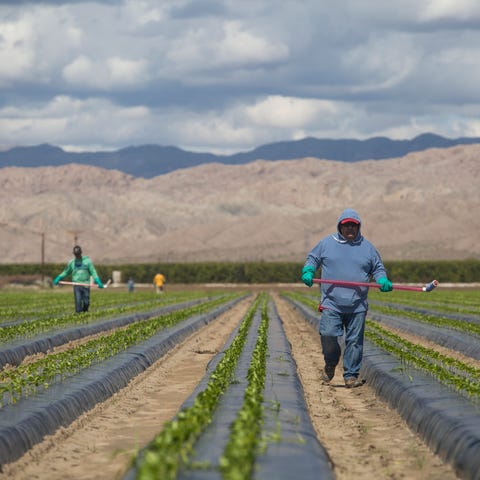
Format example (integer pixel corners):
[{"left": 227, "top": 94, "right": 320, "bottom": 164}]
[{"left": 274, "top": 294, "right": 458, "bottom": 480}]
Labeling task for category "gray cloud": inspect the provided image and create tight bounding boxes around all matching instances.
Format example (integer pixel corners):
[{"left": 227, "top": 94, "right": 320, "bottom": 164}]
[{"left": 1, "top": 0, "right": 480, "bottom": 153}]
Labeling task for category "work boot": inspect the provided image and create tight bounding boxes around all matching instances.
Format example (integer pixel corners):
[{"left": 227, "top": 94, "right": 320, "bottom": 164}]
[
  {"left": 321, "top": 364, "right": 336, "bottom": 384},
  {"left": 345, "top": 377, "right": 365, "bottom": 388}
]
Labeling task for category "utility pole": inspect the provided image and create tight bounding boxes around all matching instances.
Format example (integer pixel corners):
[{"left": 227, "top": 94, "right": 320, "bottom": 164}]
[{"left": 41, "top": 232, "right": 45, "bottom": 283}]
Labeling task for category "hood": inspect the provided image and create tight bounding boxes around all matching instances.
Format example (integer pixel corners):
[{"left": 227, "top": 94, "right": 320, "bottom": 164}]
[
  {"left": 336, "top": 208, "right": 362, "bottom": 242},
  {"left": 337, "top": 208, "right": 361, "bottom": 226}
]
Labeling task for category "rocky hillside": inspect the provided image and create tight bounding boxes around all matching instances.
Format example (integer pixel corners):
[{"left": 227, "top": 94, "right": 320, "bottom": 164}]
[{"left": 0, "top": 144, "right": 479, "bottom": 264}]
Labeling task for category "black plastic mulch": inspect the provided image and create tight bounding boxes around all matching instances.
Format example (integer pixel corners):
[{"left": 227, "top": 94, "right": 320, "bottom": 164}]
[
  {"left": 0, "top": 299, "right": 206, "bottom": 369},
  {"left": 368, "top": 311, "right": 480, "bottom": 360},
  {"left": 369, "top": 300, "right": 480, "bottom": 325},
  {"left": 362, "top": 345, "right": 480, "bottom": 480},
  {"left": 253, "top": 301, "right": 334, "bottom": 479},
  {"left": 0, "top": 296, "right": 244, "bottom": 466},
  {"left": 126, "top": 297, "right": 335, "bottom": 480},
  {"left": 286, "top": 296, "right": 480, "bottom": 480}
]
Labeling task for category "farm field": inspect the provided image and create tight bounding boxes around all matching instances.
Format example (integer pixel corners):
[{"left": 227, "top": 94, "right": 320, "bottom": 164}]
[{"left": 0, "top": 284, "right": 479, "bottom": 479}]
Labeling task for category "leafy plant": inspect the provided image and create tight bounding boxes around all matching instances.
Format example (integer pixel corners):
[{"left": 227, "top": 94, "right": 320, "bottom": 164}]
[{"left": 135, "top": 295, "right": 263, "bottom": 480}]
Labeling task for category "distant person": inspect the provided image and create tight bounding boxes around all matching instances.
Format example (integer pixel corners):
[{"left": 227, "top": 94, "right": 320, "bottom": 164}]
[
  {"left": 53, "top": 245, "right": 104, "bottom": 313},
  {"left": 127, "top": 278, "right": 135, "bottom": 293},
  {"left": 301, "top": 208, "right": 392, "bottom": 388},
  {"left": 153, "top": 272, "right": 166, "bottom": 294}
]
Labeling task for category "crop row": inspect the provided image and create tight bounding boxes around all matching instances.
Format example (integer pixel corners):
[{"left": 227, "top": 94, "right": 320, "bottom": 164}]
[
  {"left": 287, "top": 288, "right": 480, "bottom": 354},
  {"left": 0, "top": 290, "right": 210, "bottom": 339},
  {"left": 220, "top": 296, "right": 268, "bottom": 479},
  {"left": 283, "top": 289, "right": 480, "bottom": 479},
  {"left": 365, "top": 321, "right": 480, "bottom": 399},
  {"left": 369, "top": 303, "right": 480, "bottom": 336},
  {"left": 295, "top": 287, "right": 480, "bottom": 322},
  {"left": 126, "top": 292, "right": 333, "bottom": 480},
  {"left": 368, "top": 288, "right": 480, "bottom": 316},
  {"left": 0, "top": 289, "right": 163, "bottom": 321},
  {"left": 129, "top": 294, "right": 265, "bottom": 479},
  {"left": 283, "top": 290, "right": 480, "bottom": 401},
  {"left": 0, "top": 290, "right": 246, "bottom": 465},
  {"left": 0, "top": 294, "right": 240, "bottom": 407},
  {"left": 1, "top": 287, "right": 478, "bottom": 478}
]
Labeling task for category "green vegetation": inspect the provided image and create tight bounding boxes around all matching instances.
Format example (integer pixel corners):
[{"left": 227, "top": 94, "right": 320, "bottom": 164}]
[
  {"left": 1, "top": 285, "right": 479, "bottom": 477},
  {"left": 366, "top": 321, "right": 480, "bottom": 399},
  {"left": 134, "top": 294, "right": 271, "bottom": 480},
  {"left": 369, "top": 288, "right": 480, "bottom": 316},
  {"left": 0, "top": 294, "right": 240, "bottom": 406},
  {"left": 280, "top": 290, "right": 318, "bottom": 311},
  {"left": 136, "top": 294, "right": 263, "bottom": 480},
  {"left": 369, "top": 303, "right": 480, "bottom": 337},
  {"left": 219, "top": 295, "right": 269, "bottom": 479},
  {"left": 282, "top": 289, "right": 480, "bottom": 400},
  {"left": 0, "top": 290, "right": 212, "bottom": 342},
  {"left": 1, "top": 259, "right": 480, "bottom": 284},
  {"left": 383, "top": 259, "right": 480, "bottom": 284}
]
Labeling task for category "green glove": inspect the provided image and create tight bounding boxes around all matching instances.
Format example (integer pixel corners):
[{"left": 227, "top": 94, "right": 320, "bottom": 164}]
[
  {"left": 301, "top": 266, "right": 316, "bottom": 287},
  {"left": 378, "top": 277, "right": 393, "bottom": 292},
  {"left": 53, "top": 275, "right": 62, "bottom": 285},
  {"left": 95, "top": 278, "right": 104, "bottom": 288}
]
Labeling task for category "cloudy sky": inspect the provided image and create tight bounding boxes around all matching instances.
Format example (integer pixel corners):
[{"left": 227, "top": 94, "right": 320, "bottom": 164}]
[{"left": 1, "top": 0, "right": 480, "bottom": 154}]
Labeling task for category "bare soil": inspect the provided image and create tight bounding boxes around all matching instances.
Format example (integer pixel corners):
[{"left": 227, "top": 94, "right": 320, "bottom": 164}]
[{"left": 0, "top": 293, "right": 460, "bottom": 480}]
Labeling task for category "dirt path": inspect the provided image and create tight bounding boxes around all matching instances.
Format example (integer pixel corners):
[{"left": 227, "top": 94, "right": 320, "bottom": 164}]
[{"left": 1, "top": 293, "right": 460, "bottom": 480}]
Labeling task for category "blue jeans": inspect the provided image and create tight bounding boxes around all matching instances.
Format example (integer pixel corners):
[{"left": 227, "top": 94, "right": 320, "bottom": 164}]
[
  {"left": 319, "top": 309, "right": 366, "bottom": 379},
  {"left": 74, "top": 286, "right": 90, "bottom": 313}
]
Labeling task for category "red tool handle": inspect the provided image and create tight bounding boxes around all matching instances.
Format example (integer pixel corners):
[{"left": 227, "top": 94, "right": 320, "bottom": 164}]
[{"left": 312, "top": 278, "right": 438, "bottom": 292}]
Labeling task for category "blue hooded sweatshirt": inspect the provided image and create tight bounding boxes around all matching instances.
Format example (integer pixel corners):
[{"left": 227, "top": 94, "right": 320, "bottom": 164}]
[{"left": 303, "top": 208, "right": 387, "bottom": 313}]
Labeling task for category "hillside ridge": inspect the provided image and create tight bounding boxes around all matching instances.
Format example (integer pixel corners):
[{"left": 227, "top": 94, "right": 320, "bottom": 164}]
[
  {"left": 1, "top": 144, "right": 479, "bottom": 264},
  {"left": 1, "top": 133, "right": 480, "bottom": 178}
]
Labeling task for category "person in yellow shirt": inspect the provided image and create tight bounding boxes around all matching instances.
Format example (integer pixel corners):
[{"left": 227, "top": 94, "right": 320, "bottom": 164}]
[{"left": 153, "top": 273, "right": 166, "bottom": 294}]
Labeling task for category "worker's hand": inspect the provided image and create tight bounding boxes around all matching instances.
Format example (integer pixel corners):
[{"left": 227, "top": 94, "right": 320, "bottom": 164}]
[
  {"left": 95, "top": 278, "right": 104, "bottom": 288},
  {"left": 53, "top": 276, "right": 61, "bottom": 286},
  {"left": 301, "top": 266, "right": 316, "bottom": 287},
  {"left": 378, "top": 277, "right": 393, "bottom": 292}
]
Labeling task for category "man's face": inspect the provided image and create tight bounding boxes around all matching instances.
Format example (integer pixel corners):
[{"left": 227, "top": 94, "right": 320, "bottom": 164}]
[{"left": 340, "top": 222, "right": 359, "bottom": 241}]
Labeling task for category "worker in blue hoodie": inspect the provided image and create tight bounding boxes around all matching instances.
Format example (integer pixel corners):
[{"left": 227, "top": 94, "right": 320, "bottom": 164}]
[{"left": 301, "top": 208, "right": 392, "bottom": 388}]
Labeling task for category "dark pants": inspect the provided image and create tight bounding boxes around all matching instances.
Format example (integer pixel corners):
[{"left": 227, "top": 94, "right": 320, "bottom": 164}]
[{"left": 74, "top": 286, "right": 90, "bottom": 313}]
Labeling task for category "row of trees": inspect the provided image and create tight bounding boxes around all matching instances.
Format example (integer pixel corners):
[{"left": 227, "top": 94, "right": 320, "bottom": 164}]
[{"left": 1, "top": 260, "right": 479, "bottom": 284}]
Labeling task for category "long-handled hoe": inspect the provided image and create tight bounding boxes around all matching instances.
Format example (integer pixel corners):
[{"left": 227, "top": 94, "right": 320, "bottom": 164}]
[
  {"left": 312, "top": 278, "right": 438, "bottom": 292},
  {"left": 58, "top": 279, "right": 112, "bottom": 288}
]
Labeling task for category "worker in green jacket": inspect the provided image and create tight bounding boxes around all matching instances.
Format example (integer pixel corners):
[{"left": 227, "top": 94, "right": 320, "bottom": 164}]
[{"left": 53, "top": 245, "right": 104, "bottom": 313}]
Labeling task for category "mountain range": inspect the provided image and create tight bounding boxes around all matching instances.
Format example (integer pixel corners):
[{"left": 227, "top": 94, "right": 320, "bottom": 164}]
[
  {"left": 1, "top": 143, "right": 479, "bottom": 265},
  {"left": 1, "top": 133, "right": 480, "bottom": 178}
]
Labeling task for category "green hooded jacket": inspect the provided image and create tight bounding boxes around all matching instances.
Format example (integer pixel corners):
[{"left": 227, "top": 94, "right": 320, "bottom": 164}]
[{"left": 57, "top": 256, "right": 100, "bottom": 284}]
